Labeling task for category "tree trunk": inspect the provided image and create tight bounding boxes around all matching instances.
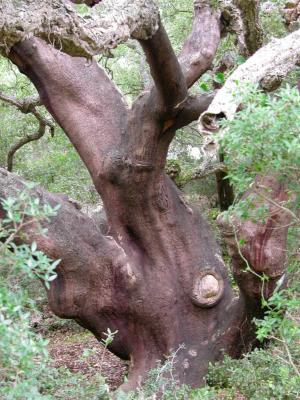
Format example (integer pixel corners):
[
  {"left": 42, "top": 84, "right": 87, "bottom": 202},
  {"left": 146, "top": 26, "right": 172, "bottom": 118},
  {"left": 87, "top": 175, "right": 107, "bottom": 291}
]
[
  {"left": 0, "top": 1, "right": 291, "bottom": 392},
  {"left": 215, "top": 153, "right": 235, "bottom": 211}
]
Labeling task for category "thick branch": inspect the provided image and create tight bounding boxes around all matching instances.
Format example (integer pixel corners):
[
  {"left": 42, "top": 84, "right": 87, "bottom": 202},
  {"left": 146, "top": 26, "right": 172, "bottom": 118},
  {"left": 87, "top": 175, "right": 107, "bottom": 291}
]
[
  {"left": 168, "top": 93, "right": 214, "bottom": 132},
  {"left": 179, "top": 0, "right": 221, "bottom": 88},
  {"left": 0, "top": 0, "right": 159, "bottom": 58},
  {"left": 0, "top": 167, "right": 132, "bottom": 317},
  {"left": 199, "top": 28, "right": 300, "bottom": 131},
  {"left": 9, "top": 38, "right": 127, "bottom": 182},
  {"left": 138, "top": 23, "right": 187, "bottom": 112}
]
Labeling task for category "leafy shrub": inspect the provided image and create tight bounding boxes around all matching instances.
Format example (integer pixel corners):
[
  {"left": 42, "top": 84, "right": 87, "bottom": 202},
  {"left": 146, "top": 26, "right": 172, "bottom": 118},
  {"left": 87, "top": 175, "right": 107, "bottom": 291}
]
[
  {"left": 0, "top": 188, "right": 111, "bottom": 399},
  {"left": 207, "top": 348, "right": 300, "bottom": 400},
  {"left": 206, "top": 84, "right": 300, "bottom": 400},
  {"left": 219, "top": 85, "right": 300, "bottom": 202}
]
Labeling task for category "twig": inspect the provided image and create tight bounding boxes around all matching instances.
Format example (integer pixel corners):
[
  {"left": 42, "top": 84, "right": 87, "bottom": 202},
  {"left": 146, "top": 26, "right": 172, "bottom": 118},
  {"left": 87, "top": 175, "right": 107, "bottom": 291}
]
[
  {"left": 7, "top": 122, "right": 47, "bottom": 172},
  {"left": 0, "top": 91, "right": 55, "bottom": 171}
]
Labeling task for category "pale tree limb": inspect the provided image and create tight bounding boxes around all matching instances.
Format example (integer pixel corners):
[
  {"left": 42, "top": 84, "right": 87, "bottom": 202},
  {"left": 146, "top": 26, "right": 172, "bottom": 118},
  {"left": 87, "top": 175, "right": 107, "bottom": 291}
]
[
  {"left": 0, "top": 0, "right": 159, "bottom": 58},
  {"left": 199, "top": 28, "right": 300, "bottom": 132},
  {"left": 197, "top": 27, "right": 300, "bottom": 208},
  {"left": 0, "top": 91, "right": 55, "bottom": 171},
  {"left": 191, "top": 162, "right": 227, "bottom": 180}
]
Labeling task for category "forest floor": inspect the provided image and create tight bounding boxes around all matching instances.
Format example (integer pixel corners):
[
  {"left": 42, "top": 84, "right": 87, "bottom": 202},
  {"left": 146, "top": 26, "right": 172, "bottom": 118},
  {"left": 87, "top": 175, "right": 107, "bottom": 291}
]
[
  {"left": 31, "top": 304, "right": 127, "bottom": 390},
  {"left": 47, "top": 329, "right": 127, "bottom": 390},
  {"left": 45, "top": 327, "right": 246, "bottom": 399},
  {"left": 39, "top": 304, "right": 246, "bottom": 398}
]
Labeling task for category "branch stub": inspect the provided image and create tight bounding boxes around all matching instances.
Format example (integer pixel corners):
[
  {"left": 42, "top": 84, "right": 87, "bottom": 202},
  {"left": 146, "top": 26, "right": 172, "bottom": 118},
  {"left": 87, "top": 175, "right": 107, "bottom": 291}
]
[{"left": 191, "top": 269, "right": 224, "bottom": 308}]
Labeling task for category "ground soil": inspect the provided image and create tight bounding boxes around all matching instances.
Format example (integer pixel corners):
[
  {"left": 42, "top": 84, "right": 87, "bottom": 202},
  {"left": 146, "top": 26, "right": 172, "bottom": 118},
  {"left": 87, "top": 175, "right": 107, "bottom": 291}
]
[{"left": 47, "top": 329, "right": 128, "bottom": 390}]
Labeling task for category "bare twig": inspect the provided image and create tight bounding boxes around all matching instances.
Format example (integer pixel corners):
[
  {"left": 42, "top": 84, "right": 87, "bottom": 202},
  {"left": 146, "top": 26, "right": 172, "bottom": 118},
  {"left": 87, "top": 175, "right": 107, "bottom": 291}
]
[
  {"left": 7, "top": 122, "right": 47, "bottom": 172},
  {"left": 0, "top": 91, "right": 55, "bottom": 171}
]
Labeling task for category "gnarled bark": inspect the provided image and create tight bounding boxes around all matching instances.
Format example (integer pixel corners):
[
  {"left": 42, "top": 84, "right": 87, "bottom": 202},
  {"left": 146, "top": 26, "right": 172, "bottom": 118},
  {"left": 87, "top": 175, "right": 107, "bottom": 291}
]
[
  {"left": 0, "top": 0, "right": 291, "bottom": 392},
  {"left": 0, "top": 0, "right": 159, "bottom": 57}
]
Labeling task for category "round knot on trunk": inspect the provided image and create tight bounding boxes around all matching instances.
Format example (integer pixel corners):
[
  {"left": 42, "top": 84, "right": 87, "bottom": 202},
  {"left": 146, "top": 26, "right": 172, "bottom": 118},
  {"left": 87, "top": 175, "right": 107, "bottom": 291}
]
[{"left": 191, "top": 269, "right": 224, "bottom": 308}]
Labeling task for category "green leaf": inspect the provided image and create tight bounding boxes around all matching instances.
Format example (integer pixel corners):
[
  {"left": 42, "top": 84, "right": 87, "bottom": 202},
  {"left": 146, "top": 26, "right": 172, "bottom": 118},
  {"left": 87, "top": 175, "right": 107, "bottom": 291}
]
[
  {"left": 199, "top": 82, "right": 209, "bottom": 92},
  {"left": 214, "top": 72, "right": 225, "bottom": 85}
]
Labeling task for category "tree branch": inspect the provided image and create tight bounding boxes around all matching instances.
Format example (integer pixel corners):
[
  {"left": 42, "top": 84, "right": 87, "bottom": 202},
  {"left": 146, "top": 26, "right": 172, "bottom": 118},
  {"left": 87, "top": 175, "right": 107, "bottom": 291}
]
[
  {"left": 233, "top": 0, "right": 263, "bottom": 56},
  {"left": 0, "top": 167, "right": 133, "bottom": 318},
  {"left": 0, "top": 92, "right": 41, "bottom": 110},
  {"left": 0, "top": 0, "right": 159, "bottom": 58},
  {"left": 167, "top": 93, "right": 214, "bottom": 132},
  {"left": 9, "top": 37, "right": 127, "bottom": 182},
  {"left": 179, "top": 0, "right": 221, "bottom": 88},
  {"left": 191, "top": 162, "right": 226, "bottom": 180},
  {"left": 138, "top": 22, "right": 187, "bottom": 113},
  {"left": 0, "top": 91, "right": 55, "bottom": 171},
  {"left": 7, "top": 122, "right": 46, "bottom": 172}
]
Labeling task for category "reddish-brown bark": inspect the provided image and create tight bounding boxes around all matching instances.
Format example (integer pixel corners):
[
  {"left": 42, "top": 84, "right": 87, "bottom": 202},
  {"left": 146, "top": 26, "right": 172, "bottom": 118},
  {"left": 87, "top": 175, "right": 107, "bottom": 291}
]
[{"left": 0, "top": 1, "right": 291, "bottom": 392}]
